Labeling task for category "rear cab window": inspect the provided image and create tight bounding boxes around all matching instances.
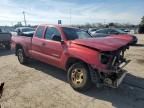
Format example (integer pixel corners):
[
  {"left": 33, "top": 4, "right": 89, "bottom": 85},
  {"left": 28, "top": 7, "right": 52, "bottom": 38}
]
[{"left": 35, "top": 26, "right": 45, "bottom": 38}]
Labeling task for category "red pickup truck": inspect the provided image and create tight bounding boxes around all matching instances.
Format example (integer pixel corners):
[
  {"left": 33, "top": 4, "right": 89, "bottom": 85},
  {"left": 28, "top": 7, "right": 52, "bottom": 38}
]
[{"left": 11, "top": 25, "right": 133, "bottom": 91}]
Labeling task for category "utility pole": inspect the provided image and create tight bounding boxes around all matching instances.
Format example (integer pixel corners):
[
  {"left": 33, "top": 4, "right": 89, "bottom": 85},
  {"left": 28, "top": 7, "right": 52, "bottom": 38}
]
[
  {"left": 69, "top": 8, "right": 71, "bottom": 25},
  {"left": 22, "top": 11, "right": 27, "bottom": 26},
  {"left": 104, "top": 19, "right": 106, "bottom": 25},
  {"left": 103, "top": 19, "right": 106, "bottom": 27}
]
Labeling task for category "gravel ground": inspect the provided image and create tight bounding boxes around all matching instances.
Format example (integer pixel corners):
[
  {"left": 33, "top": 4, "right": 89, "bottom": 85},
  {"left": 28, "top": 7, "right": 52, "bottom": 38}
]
[{"left": 0, "top": 34, "right": 144, "bottom": 108}]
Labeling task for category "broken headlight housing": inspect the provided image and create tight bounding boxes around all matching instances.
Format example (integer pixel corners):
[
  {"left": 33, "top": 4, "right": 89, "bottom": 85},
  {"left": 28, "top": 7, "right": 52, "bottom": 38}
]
[{"left": 101, "top": 53, "right": 111, "bottom": 64}]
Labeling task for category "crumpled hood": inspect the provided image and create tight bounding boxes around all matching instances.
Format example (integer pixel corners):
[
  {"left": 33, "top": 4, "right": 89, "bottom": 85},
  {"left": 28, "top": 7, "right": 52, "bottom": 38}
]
[{"left": 71, "top": 35, "right": 133, "bottom": 51}]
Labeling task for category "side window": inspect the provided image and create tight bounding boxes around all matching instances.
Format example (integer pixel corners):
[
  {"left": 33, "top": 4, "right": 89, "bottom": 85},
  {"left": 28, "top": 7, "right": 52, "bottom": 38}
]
[
  {"left": 110, "top": 29, "right": 118, "bottom": 34},
  {"left": 45, "top": 27, "right": 61, "bottom": 41},
  {"left": 96, "top": 30, "right": 105, "bottom": 33},
  {"left": 104, "top": 29, "right": 110, "bottom": 34},
  {"left": 35, "top": 26, "right": 45, "bottom": 38}
]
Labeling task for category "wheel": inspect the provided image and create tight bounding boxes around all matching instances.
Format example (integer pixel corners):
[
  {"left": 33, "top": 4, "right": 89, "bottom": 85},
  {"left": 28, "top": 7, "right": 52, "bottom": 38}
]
[
  {"left": 17, "top": 48, "right": 28, "bottom": 64},
  {"left": 67, "top": 62, "right": 92, "bottom": 91}
]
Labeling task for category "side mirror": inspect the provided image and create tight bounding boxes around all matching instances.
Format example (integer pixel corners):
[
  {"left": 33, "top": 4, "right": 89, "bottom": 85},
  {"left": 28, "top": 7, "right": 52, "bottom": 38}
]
[{"left": 52, "top": 35, "right": 61, "bottom": 42}]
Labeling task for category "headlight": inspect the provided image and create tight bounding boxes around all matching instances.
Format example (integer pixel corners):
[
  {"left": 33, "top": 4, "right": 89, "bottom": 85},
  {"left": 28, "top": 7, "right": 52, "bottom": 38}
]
[{"left": 101, "top": 53, "right": 111, "bottom": 64}]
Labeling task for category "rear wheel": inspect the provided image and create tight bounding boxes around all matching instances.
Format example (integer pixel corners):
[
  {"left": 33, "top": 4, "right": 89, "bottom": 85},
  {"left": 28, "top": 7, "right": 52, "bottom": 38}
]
[
  {"left": 17, "top": 48, "right": 28, "bottom": 64},
  {"left": 67, "top": 62, "right": 92, "bottom": 91}
]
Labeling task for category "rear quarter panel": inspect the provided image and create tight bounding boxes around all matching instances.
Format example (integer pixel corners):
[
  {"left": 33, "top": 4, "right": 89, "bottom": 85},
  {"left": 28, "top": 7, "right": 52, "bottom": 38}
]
[{"left": 11, "top": 36, "right": 32, "bottom": 56}]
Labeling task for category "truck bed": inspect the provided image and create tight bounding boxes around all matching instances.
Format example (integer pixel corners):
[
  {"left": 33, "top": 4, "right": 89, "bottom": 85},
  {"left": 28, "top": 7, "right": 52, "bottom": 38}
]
[{"left": 11, "top": 35, "right": 32, "bottom": 56}]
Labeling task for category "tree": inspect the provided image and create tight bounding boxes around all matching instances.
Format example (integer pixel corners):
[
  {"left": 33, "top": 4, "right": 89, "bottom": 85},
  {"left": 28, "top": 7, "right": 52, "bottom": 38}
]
[
  {"left": 85, "top": 23, "right": 92, "bottom": 28},
  {"left": 109, "top": 22, "right": 115, "bottom": 27},
  {"left": 139, "top": 16, "right": 144, "bottom": 33},
  {"left": 95, "top": 23, "right": 104, "bottom": 28},
  {"left": 14, "top": 22, "right": 22, "bottom": 27},
  {"left": 140, "top": 16, "right": 144, "bottom": 25}
]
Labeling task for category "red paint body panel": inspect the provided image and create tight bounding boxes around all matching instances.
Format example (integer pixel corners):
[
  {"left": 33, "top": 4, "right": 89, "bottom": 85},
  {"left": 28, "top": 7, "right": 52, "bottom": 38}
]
[
  {"left": 72, "top": 35, "right": 132, "bottom": 52},
  {"left": 11, "top": 36, "right": 32, "bottom": 57},
  {"left": 12, "top": 25, "right": 133, "bottom": 72}
]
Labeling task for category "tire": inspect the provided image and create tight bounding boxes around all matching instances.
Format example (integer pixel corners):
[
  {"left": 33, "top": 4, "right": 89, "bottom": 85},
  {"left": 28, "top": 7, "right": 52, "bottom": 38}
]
[
  {"left": 67, "top": 62, "right": 92, "bottom": 91},
  {"left": 17, "top": 48, "right": 28, "bottom": 64}
]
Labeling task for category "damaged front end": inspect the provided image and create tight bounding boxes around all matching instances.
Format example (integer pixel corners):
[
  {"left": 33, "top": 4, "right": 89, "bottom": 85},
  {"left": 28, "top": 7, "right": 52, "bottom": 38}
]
[{"left": 91, "top": 45, "right": 131, "bottom": 88}]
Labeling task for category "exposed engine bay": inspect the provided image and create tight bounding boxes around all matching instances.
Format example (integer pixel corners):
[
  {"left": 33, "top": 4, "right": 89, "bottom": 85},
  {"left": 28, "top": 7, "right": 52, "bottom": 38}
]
[
  {"left": 95, "top": 45, "right": 131, "bottom": 88},
  {"left": 101, "top": 45, "right": 131, "bottom": 71}
]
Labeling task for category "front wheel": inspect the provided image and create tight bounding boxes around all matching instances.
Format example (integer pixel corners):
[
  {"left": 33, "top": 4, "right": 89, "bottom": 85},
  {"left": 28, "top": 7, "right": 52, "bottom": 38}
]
[
  {"left": 67, "top": 62, "right": 92, "bottom": 91},
  {"left": 17, "top": 48, "right": 28, "bottom": 64}
]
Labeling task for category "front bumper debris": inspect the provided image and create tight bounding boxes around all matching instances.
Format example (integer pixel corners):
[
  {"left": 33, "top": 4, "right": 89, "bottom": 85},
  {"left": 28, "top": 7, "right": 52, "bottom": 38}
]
[
  {"left": 114, "top": 71, "right": 127, "bottom": 87},
  {"left": 104, "top": 69, "right": 127, "bottom": 88},
  {"left": 96, "top": 59, "right": 131, "bottom": 73},
  {"left": 109, "top": 59, "right": 131, "bottom": 73}
]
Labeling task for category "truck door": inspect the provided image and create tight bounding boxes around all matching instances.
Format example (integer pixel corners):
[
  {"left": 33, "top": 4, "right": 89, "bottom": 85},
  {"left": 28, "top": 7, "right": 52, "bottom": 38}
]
[
  {"left": 41, "top": 27, "right": 64, "bottom": 67},
  {"left": 30, "top": 26, "right": 46, "bottom": 61}
]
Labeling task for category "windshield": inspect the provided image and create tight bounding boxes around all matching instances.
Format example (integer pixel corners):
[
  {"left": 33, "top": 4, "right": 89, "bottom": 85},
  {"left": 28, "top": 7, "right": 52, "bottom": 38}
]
[
  {"left": 22, "top": 28, "right": 35, "bottom": 32},
  {"left": 62, "top": 27, "right": 92, "bottom": 40}
]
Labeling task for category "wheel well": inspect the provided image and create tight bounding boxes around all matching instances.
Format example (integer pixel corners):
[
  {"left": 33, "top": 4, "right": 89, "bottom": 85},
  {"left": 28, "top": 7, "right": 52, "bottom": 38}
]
[
  {"left": 65, "top": 57, "right": 87, "bottom": 70},
  {"left": 15, "top": 44, "right": 23, "bottom": 55}
]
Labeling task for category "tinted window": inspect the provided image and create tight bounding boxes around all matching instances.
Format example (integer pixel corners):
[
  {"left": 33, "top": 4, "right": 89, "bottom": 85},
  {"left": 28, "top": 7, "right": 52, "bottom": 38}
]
[
  {"left": 104, "top": 29, "right": 109, "bottom": 34},
  {"left": 21, "top": 28, "right": 35, "bottom": 32},
  {"left": 96, "top": 29, "right": 106, "bottom": 33},
  {"left": 90, "top": 29, "right": 97, "bottom": 32},
  {"left": 114, "top": 29, "right": 126, "bottom": 34},
  {"left": 63, "top": 27, "right": 92, "bottom": 40},
  {"left": 110, "top": 29, "right": 118, "bottom": 34},
  {"left": 45, "top": 27, "right": 61, "bottom": 40},
  {"left": 35, "top": 26, "right": 45, "bottom": 38}
]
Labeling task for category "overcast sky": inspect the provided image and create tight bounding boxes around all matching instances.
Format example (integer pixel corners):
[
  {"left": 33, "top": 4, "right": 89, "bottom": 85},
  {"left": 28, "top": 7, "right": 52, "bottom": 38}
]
[{"left": 0, "top": 0, "right": 144, "bottom": 26}]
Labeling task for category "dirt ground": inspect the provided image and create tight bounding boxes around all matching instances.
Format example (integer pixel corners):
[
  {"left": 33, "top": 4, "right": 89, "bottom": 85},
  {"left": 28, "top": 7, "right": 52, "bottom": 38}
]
[{"left": 0, "top": 34, "right": 144, "bottom": 108}]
